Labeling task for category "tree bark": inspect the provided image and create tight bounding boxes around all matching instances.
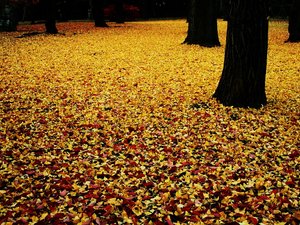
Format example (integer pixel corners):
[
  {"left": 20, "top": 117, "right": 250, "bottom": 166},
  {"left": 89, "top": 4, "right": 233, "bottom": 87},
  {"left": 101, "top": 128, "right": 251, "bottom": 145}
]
[
  {"left": 42, "top": 0, "right": 58, "bottom": 34},
  {"left": 114, "top": 0, "right": 125, "bottom": 23},
  {"left": 220, "top": 0, "right": 230, "bottom": 20},
  {"left": 287, "top": 0, "right": 300, "bottom": 42},
  {"left": 92, "top": 0, "right": 108, "bottom": 27},
  {"left": 184, "top": 0, "right": 220, "bottom": 47},
  {"left": 213, "top": 0, "right": 269, "bottom": 108},
  {"left": 0, "top": 3, "right": 18, "bottom": 32}
]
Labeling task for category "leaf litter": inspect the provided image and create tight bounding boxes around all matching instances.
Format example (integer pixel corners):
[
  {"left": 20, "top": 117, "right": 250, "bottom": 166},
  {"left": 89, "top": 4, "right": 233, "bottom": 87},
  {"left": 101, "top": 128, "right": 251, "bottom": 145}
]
[{"left": 0, "top": 20, "right": 299, "bottom": 224}]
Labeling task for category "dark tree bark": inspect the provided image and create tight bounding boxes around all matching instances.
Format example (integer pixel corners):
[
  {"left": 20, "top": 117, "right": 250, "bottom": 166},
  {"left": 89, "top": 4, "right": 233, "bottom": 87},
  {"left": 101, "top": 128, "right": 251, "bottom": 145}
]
[
  {"left": 92, "top": 0, "right": 108, "bottom": 27},
  {"left": 42, "top": 0, "right": 58, "bottom": 34},
  {"left": 114, "top": 0, "right": 125, "bottom": 23},
  {"left": 0, "top": 3, "right": 18, "bottom": 32},
  {"left": 140, "top": 0, "right": 155, "bottom": 19},
  {"left": 220, "top": 0, "right": 230, "bottom": 20},
  {"left": 184, "top": 0, "right": 220, "bottom": 47},
  {"left": 287, "top": 0, "right": 300, "bottom": 42},
  {"left": 213, "top": 0, "right": 269, "bottom": 108}
]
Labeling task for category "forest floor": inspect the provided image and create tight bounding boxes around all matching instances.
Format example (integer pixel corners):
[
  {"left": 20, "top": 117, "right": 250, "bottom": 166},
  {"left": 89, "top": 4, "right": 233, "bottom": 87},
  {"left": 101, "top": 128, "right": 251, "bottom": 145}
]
[{"left": 0, "top": 20, "right": 299, "bottom": 225}]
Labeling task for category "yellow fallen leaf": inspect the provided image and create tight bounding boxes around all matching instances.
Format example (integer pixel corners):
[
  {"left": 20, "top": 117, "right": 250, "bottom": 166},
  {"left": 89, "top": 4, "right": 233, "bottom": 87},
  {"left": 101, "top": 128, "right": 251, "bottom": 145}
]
[{"left": 40, "top": 212, "right": 48, "bottom": 220}]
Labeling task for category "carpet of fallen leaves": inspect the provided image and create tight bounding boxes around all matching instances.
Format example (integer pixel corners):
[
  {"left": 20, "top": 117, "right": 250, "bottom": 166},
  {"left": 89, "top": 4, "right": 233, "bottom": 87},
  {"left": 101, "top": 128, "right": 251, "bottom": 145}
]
[{"left": 0, "top": 20, "right": 299, "bottom": 225}]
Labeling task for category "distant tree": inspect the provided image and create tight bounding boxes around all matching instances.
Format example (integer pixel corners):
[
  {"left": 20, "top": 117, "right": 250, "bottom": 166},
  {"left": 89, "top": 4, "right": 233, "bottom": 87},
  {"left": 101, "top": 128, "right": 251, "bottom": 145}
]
[
  {"left": 184, "top": 0, "right": 220, "bottom": 47},
  {"left": 92, "top": 0, "right": 108, "bottom": 27},
  {"left": 57, "top": 0, "right": 68, "bottom": 21},
  {"left": 41, "top": 0, "right": 58, "bottom": 33},
  {"left": 114, "top": 0, "right": 124, "bottom": 23},
  {"left": 0, "top": 2, "right": 18, "bottom": 31},
  {"left": 213, "top": 0, "right": 269, "bottom": 108},
  {"left": 286, "top": 0, "right": 300, "bottom": 42}
]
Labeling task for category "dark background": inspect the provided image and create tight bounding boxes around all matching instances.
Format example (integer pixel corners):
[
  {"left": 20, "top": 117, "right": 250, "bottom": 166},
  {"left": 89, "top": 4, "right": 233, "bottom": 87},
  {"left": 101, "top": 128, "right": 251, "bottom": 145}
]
[{"left": 1, "top": 0, "right": 296, "bottom": 24}]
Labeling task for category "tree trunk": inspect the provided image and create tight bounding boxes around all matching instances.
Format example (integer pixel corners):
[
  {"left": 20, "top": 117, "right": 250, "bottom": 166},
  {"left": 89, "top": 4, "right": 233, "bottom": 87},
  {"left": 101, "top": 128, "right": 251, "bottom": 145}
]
[
  {"left": 220, "top": 0, "right": 230, "bottom": 20},
  {"left": 42, "top": 0, "right": 58, "bottom": 34},
  {"left": 184, "top": 0, "right": 220, "bottom": 47},
  {"left": 115, "top": 0, "right": 125, "bottom": 23},
  {"left": 213, "top": 0, "right": 269, "bottom": 108},
  {"left": 0, "top": 3, "right": 18, "bottom": 32},
  {"left": 287, "top": 0, "right": 300, "bottom": 42},
  {"left": 92, "top": 0, "right": 108, "bottom": 27}
]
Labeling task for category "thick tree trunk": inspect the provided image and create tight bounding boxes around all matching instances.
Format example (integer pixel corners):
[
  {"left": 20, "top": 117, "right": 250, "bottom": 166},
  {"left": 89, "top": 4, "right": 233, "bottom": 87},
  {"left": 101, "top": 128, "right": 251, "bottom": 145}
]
[
  {"left": 42, "top": 0, "right": 58, "bottom": 34},
  {"left": 220, "top": 0, "right": 230, "bottom": 20},
  {"left": 184, "top": 0, "right": 220, "bottom": 47},
  {"left": 287, "top": 0, "right": 300, "bottom": 42},
  {"left": 213, "top": 0, "right": 269, "bottom": 108},
  {"left": 92, "top": 0, "right": 108, "bottom": 27}
]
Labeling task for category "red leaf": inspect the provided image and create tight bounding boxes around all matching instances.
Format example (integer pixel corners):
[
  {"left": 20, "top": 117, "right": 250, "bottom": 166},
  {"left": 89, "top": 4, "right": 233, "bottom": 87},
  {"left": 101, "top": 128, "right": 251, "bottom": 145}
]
[
  {"left": 290, "top": 150, "right": 299, "bottom": 159},
  {"left": 258, "top": 195, "right": 269, "bottom": 201},
  {"left": 82, "top": 219, "right": 91, "bottom": 225},
  {"left": 90, "top": 184, "right": 100, "bottom": 189},
  {"left": 143, "top": 182, "right": 155, "bottom": 188},
  {"left": 39, "top": 117, "right": 48, "bottom": 124},
  {"left": 61, "top": 93, "right": 68, "bottom": 99},
  {"left": 249, "top": 216, "right": 259, "bottom": 225},
  {"left": 142, "top": 195, "right": 152, "bottom": 200},
  {"left": 25, "top": 170, "right": 35, "bottom": 175},
  {"left": 60, "top": 190, "right": 67, "bottom": 197},
  {"left": 181, "top": 161, "right": 192, "bottom": 167},
  {"left": 131, "top": 215, "right": 138, "bottom": 225},
  {"left": 165, "top": 217, "right": 174, "bottom": 225},
  {"left": 212, "top": 212, "right": 221, "bottom": 218},
  {"left": 114, "top": 144, "right": 122, "bottom": 151},
  {"left": 259, "top": 132, "right": 271, "bottom": 137},
  {"left": 202, "top": 112, "right": 211, "bottom": 118},
  {"left": 286, "top": 178, "right": 295, "bottom": 186},
  {"left": 103, "top": 205, "right": 113, "bottom": 216}
]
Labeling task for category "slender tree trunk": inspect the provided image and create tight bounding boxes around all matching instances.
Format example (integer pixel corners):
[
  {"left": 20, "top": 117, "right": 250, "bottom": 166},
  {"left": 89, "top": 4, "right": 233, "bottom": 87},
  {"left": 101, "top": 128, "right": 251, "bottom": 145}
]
[
  {"left": 92, "top": 0, "right": 108, "bottom": 27},
  {"left": 184, "top": 0, "right": 220, "bottom": 47},
  {"left": 43, "top": 0, "right": 58, "bottom": 34},
  {"left": 287, "top": 0, "right": 300, "bottom": 42},
  {"left": 0, "top": 2, "right": 18, "bottom": 32},
  {"left": 213, "top": 0, "right": 269, "bottom": 108},
  {"left": 115, "top": 0, "right": 125, "bottom": 23}
]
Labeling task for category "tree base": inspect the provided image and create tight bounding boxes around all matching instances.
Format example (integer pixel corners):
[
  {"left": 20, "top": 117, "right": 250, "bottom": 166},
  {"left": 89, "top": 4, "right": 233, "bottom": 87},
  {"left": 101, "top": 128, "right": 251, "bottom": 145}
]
[
  {"left": 213, "top": 94, "right": 267, "bottom": 109},
  {"left": 285, "top": 37, "right": 300, "bottom": 43},
  {"left": 45, "top": 28, "right": 58, "bottom": 34},
  {"left": 46, "top": 29, "right": 58, "bottom": 34},
  {"left": 183, "top": 39, "right": 221, "bottom": 47},
  {"left": 45, "top": 21, "right": 58, "bottom": 34},
  {"left": 95, "top": 22, "right": 109, "bottom": 27}
]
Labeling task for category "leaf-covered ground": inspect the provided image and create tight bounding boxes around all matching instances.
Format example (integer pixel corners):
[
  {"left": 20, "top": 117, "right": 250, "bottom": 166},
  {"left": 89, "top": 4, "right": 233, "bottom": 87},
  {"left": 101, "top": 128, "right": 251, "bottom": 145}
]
[{"left": 0, "top": 20, "right": 299, "bottom": 225}]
